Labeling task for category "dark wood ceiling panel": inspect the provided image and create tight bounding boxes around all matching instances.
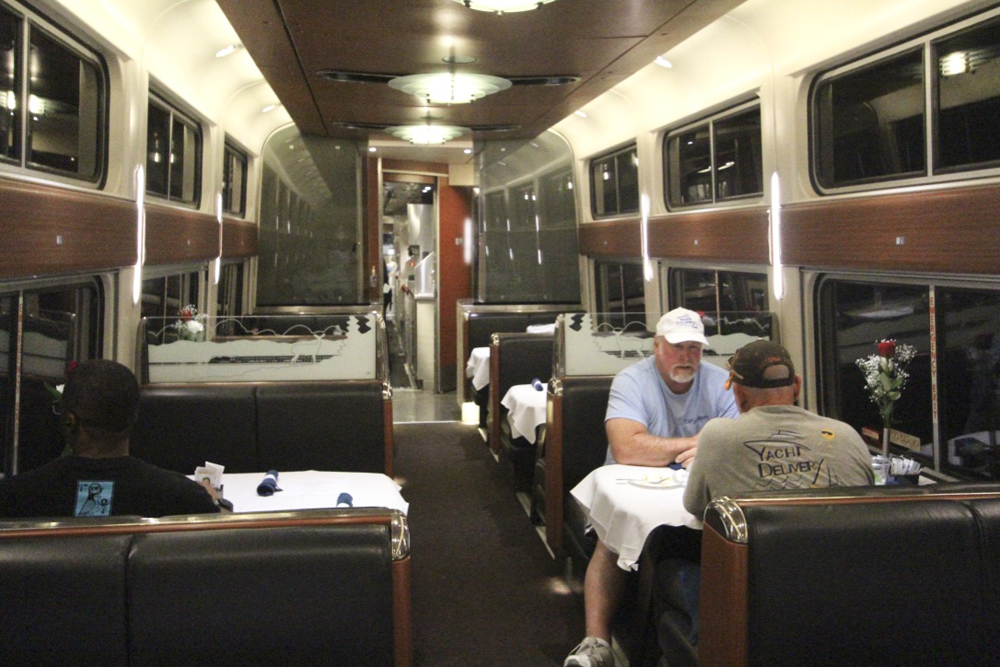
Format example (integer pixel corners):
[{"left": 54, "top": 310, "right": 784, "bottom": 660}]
[{"left": 220, "top": 0, "right": 747, "bottom": 142}]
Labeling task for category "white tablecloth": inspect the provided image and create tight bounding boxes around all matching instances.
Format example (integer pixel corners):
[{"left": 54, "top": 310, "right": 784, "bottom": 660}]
[
  {"left": 526, "top": 323, "right": 556, "bottom": 334},
  {"left": 501, "top": 383, "right": 547, "bottom": 444},
  {"left": 570, "top": 464, "right": 701, "bottom": 571},
  {"left": 465, "top": 346, "right": 491, "bottom": 391},
  {"left": 204, "top": 470, "right": 408, "bottom": 515}
]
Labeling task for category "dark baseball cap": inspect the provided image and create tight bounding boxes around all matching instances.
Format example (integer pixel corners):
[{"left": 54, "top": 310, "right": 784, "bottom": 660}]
[{"left": 726, "top": 340, "right": 795, "bottom": 390}]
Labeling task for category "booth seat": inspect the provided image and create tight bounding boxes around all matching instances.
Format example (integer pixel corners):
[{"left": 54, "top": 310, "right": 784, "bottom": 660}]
[
  {"left": 541, "top": 375, "right": 614, "bottom": 568},
  {"left": 131, "top": 380, "right": 393, "bottom": 476},
  {"left": 0, "top": 508, "right": 412, "bottom": 667},
  {"left": 489, "top": 332, "right": 555, "bottom": 490},
  {"left": 685, "top": 483, "right": 1000, "bottom": 667}
]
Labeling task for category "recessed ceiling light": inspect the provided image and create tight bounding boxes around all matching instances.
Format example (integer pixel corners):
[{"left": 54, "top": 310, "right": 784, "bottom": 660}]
[
  {"left": 574, "top": 110, "right": 587, "bottom": 118},
  {"left": 453, "top": 0, "right": 559, "bottom": 13},
  {"left": 387, "top": 124, "right": 468, "bottom": 145},
  {"left": 369, "top": 147, "right": 377, "bottom": 152},
  {"left": 464, "top": 148, "right": 472, "bottom": 154},
  {"left": 261, "top": 103, "right": 281, "bottom": 113},
  {"left": 654, "top": 56, "right": 673, "bottom": 69}
]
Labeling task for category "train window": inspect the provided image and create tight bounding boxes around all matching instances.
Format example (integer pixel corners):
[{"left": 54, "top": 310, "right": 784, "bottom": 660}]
[
  {"left": 0, "top": 280, "right": 103, "bottom": 477},
  {"left": 0, "top": 1, "right": 105, "bottom": 182},
  {"left": 217, "top": 261, "right": 244, "bottom": 318},
  {"left": 934, "top": 16, "right": 1000, "bottom": 173},
  {"left": 145, "top": 95, "right": 201, "bottom": 205},
  {"left": 539, "top": 169, "right": 575, "bottom": 225},
  {"left": 222, "top": 140, "right": 248, "bottom": 216},
  {"left": 141, "top": 270, "right": 201, "bottom": 344},
  {"left": 590, "top": 144, "right": 639, "bottom": 218},
  {"left": 510, "top": 182, "right": 536, "bottom": 230},
  {"left": 664, "top": 101, "right": 763, "bottom": 208},
  {"left": 0, "top": 4, "right": 20, "bottom": 163},
  {"left": 817, "top": 278, "right": 1000, "bottom": 481},
  {"left": 813, "top": 9, "right": 1000, "bottom": 190},
  {"left": 595, "top": 260, "right": 644, "bottom": 330},
  {"left": 670, "top": 268, "right": 769, "bottom": 314}
]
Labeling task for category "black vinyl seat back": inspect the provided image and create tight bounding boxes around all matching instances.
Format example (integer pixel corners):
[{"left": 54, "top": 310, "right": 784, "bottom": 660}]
[
  {"left": 560, "top": 376, "right": 613, "bottom": 492},
  {"left": 0, "top": 531, "right": 134, "bottom": 666},
  {"left": 742, "top": 499, "right": 988, "bottom": 667},
  {"left": 127, "top": 523, "right": 396, "bottom": 666},
  {"left": 495, "top": 333, "right": 554, "bottom": 401},
  {"left": 131, "top": 384, "right": 258, "bottom": 473},
  {"left": 255, "top": 382, "right": 385, "bottom": 473}
]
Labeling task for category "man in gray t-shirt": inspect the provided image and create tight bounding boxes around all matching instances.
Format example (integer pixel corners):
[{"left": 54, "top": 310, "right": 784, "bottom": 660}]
[{"left": 684, "top": 339, "right": 874, "bottom": 517}]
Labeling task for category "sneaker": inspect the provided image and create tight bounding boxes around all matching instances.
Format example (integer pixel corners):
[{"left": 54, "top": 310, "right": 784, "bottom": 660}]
[{"left": 564, "top": 636, "right": 614, "bottom": 667}]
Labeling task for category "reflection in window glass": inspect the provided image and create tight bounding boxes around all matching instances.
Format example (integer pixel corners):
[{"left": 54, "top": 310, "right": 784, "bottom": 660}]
[
  {"left": 169, "top": 116, "right": 199, "bottom": 203},
  {"left": 937, "top": 288, "right": 1000, "bottom": 478},
  {"left": 141, "top": 271, "right": 200, "bottom": 345},
  {"left": 0, "top": 5, "right": 19, "bottom": 162},
  {"left": 223, "top": 142, "right": 247, "bottom": 215},
  {"left": 666, "top": 103, "right": 762, "bottom": 207},
  {"left": 257, "top": 129, "right": 363, "bottom": 307},
  {"left": 668, "top": 125, "right": 711, "bottom": 205},
  {"left": 714, "top": 108, "right": 763, "bottom": 200},
  {"left": 145, "top": 97, "right": 200, "bottom": 204},
  {"left": 672, "top": 268, "right": 769, "bottom": 315},
  {"left": 591, "top": 154, "right": 617, "bottom": 217},
  {"left": 935, "top": 17, "right": 1000, "bottom": 172},
  {"left": 0, "top": 282, "right": 102, "bottom": 476},
  {"left": 217, "top": 262, "right": 244, "bottom": 318},
  {"left": 476, "top": 135, "right": 581, "bottom": 304},
  {"left": 818, "top": 280, "right": 932, "bottom": 455},
  {"left": 590, "top": 144, "right": 638, "bottom": 217},
  {"left": 815, "top": 49, "right": 925, "bottom": 188},
  {"left": 26, "top": 26, "right": 101, "bottom": 178},
  {"left": 146, "top": 101, "right": 169, "bottom": 196},
  {"left": 596, "top": 260, "right": 644, "bottom": 330}
]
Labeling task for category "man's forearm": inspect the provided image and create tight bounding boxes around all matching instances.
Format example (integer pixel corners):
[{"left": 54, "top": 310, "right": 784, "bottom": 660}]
[{"left": 610, "top": 432, "right": 695, "bottom": 466}]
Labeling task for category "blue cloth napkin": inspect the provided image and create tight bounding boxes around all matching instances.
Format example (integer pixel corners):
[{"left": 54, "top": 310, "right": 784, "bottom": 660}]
[
  {"left": 256, "top": 470, "right": 281, "bottom": 496},
  {"left": 668, "top": 462, "right": 684, "bottom": 470},
  {"left": 336, "top": 492, "right": 353, "bottom": 508},
  {"left": 531, "top": 378, "right": 544, "bottom": 391}
]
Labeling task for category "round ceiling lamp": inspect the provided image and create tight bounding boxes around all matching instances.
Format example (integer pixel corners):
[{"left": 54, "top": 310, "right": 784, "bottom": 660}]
[
  {"left": 387, "top": 124, "right": 468, "bottom": 145},
  {"left": 452, "top": 0, "right": 558, "bottom": 13},
  {"left": 388, "top": 72, "right": 511, "bottom": 105}
]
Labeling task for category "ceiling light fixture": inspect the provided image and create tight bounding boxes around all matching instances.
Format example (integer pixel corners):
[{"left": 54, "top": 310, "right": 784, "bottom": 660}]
[
  {"left": 261, "top": 102, "right": 282, "bottom": 113},
  {"left": 941, "top": 51, "right": 969, "bottom": 76},
  {"left": 654, "top": 56, "right": 673, "bottom": 69},
  {"left": 215, "top": 44, "right": 242, "bottom": 58},
  {"left": 388, "top": 123, "right": 468, "bottom": 145},
  {"left": 574, "top": 110, "right": 587, "bottom": 118},
  {"left": 388, "top": 72, "right": 511, "bottom": 104},
  {"left": 453, "top": 0, "right": 558, "bottom": 13}
]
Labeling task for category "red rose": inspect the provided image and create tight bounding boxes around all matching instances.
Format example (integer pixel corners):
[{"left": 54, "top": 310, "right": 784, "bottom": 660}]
[{"left": 877, "top": 340, "right": 896, "bottom": 358}]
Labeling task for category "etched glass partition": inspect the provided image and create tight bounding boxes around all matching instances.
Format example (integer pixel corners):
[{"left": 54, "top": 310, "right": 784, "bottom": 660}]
[
  {"left": 140, "top": 313, "right": 383, "bottom": 383},
  {"left": 555, "top": 311, "right": 776, "bottom": 377}
]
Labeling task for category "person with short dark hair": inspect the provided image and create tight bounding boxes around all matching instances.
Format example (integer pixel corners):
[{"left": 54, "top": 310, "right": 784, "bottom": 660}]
[{"left": 0, "top": 359, "right": 220, "bottom": 518}]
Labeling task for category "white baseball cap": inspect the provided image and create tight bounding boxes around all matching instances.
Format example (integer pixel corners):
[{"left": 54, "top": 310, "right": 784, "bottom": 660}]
[{"left": 655, "top": 308, "right": 709, "bottom": 346}]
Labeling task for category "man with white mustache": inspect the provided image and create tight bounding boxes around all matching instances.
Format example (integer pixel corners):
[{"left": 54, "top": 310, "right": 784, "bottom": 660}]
[{"left": 565, "top": 308, "right": 737, "bottom": 667}]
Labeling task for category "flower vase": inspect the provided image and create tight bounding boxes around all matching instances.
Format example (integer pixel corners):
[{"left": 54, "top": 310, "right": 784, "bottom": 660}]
[{"left": 882, "top": 426, "right": 891, "bottom": 458}]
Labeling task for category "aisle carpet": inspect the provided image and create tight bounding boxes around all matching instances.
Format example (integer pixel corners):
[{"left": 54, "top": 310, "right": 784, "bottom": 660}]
[{"left": 394, "top": 422, "right": 584, "bottom": 666}]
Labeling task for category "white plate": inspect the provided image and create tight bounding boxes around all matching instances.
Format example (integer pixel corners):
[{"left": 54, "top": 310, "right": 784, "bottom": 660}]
[{"left": 627, "top": 474, "right": 685, "bottom": 489}]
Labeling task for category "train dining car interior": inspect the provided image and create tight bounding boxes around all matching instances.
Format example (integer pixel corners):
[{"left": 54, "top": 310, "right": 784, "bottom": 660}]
[{"left": 2, "top": 0, "right": 1000, "bottom": 664}]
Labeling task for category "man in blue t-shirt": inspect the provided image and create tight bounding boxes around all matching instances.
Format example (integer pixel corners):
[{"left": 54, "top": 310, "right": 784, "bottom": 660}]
[{"left": 565, "top": 308, "right": 737, "bottom": 667}]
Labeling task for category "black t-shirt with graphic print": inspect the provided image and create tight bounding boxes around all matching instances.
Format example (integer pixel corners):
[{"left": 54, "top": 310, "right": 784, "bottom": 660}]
[{"left": 0, "top": 455, "right": 220, "bottom": 518}]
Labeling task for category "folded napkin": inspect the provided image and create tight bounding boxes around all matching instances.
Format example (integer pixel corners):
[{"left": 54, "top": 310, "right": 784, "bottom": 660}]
[
  {"left": 531, "top": 378, "right": 544, "bottom": 391},
  {"left": 256, "top": 470, "right": 281, "bottom": 496},
  {"left": 336, "top": 492, "right": 353, "bottom": 508}
]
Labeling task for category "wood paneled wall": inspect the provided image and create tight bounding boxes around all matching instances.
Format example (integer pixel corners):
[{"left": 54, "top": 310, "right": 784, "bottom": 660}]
[
  {"left": 782, "top": 184, "right": 1000, "bottom": 275},
  {"left": 579, "top": 207, "right": 769, "bottom": 264},
  {"left": 580, "top": 183, "right": 1000, "bottom": 277},
  {"left": 0, "top": 178, "right": 257, "bottom": 282}
]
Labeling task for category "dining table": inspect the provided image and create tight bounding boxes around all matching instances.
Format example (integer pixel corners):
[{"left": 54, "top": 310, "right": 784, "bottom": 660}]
[
  {"left": 500, "top": 383, "right": 548, "bottom": 444},
  {"left": 465, "top": 346, "right": 492, "bottom": 391},
  {"left": 570, "top": 463, "right": 701, "bottom": 570},
  {"left": 199, "top": 470, "right": 409, "bottom": 515}
]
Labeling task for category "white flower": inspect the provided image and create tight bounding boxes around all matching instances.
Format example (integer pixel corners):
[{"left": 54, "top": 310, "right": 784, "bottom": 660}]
[{"left": 185, "top": 320, "right": 204, "bottom": 335}]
